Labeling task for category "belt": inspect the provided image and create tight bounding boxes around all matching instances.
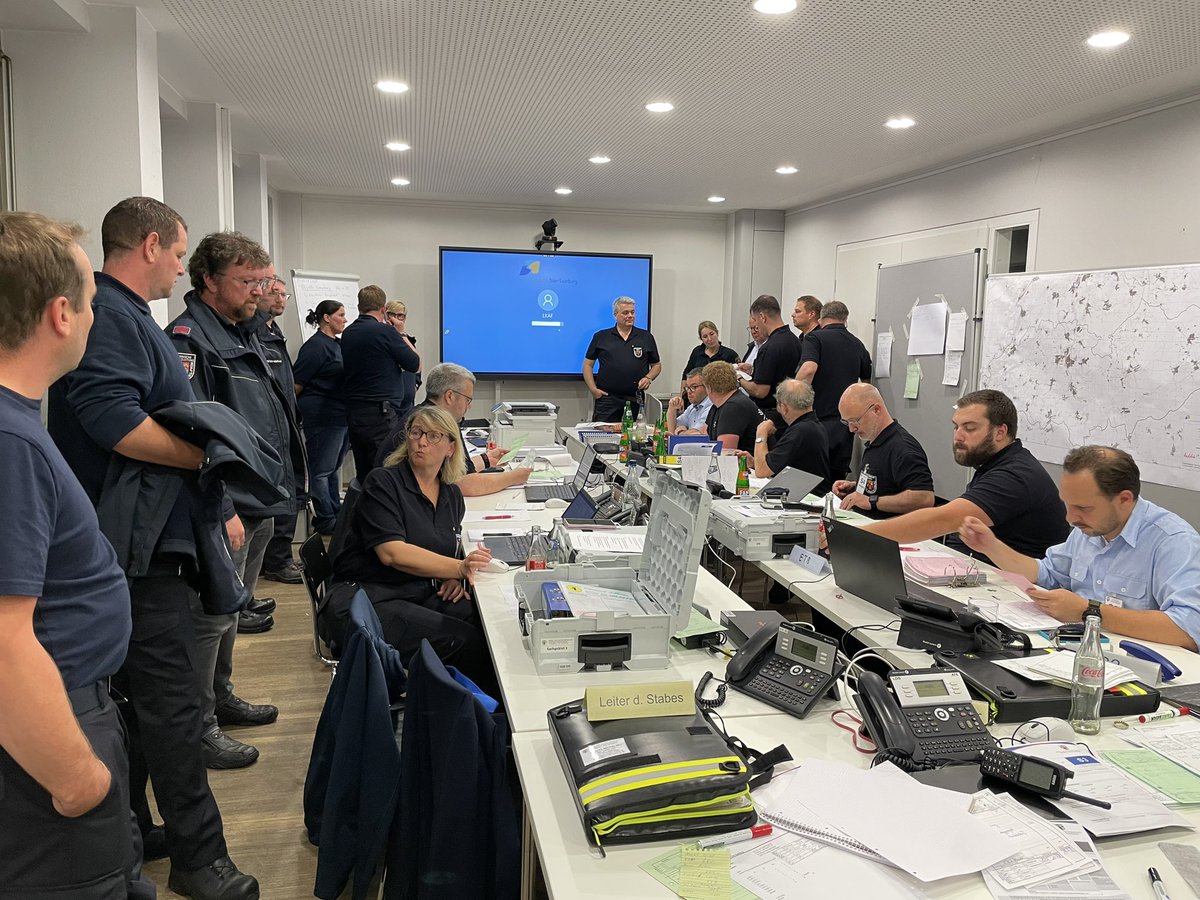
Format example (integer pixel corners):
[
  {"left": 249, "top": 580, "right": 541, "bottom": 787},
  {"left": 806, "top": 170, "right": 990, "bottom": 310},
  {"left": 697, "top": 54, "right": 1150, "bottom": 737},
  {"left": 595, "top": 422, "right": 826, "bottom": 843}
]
[{"left": 67, "top": 679, "right": 111, "bottom": 716}]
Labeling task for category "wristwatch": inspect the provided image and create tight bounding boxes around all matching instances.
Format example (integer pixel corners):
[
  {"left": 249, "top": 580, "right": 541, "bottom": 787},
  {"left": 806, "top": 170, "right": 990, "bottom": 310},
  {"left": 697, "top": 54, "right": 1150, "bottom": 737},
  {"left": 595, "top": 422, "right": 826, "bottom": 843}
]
[
  {"left": 868, "top": 495, "right": 879, "bottom": 511},
  {"left": 754, "top": 437, "right": 766, "bottom": 444},
  {"left": 1083, "top": 599, "right": 1103, "bottom": 622}
]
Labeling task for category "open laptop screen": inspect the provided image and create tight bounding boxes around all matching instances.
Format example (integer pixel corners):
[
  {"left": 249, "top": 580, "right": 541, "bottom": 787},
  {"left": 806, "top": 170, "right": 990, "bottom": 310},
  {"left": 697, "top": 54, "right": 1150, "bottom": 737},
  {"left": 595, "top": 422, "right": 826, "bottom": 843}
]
[{"left": 823, "top": 518, "right": 909, "bottom": 613}]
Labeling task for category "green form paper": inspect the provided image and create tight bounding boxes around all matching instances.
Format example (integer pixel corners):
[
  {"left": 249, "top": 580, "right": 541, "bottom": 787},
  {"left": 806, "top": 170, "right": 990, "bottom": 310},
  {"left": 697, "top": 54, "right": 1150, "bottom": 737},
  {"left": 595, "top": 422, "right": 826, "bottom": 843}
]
[
  {"left": 640, "top": 846, "right": 759, "bottom": 900},
  {"left": 679, "top": 845, "right": 732, "bottom": 900},
  {"left": 1104, "top": 749, "right": 1200, "bottom": 804},
  {"left": 903, "top": 362, "right": 921, "bottom": 399},
  {"left": 496, "top": 435, "right": 530, "bottom": 465}
]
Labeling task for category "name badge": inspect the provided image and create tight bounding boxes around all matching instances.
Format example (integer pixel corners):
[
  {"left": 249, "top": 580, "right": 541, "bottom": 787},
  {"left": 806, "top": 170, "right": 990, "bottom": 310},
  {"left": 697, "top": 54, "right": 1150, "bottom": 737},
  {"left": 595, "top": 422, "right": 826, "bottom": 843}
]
[{"left": 585, "top": 681, "right": 695, "bottom": 721}]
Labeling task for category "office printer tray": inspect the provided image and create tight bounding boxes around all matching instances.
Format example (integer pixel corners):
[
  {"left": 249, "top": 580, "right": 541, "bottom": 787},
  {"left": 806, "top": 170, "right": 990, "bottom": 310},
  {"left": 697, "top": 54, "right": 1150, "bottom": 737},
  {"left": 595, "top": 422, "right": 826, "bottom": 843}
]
[
  {"left": 547, "top": 700, "right": 756, "bottom": 847},
  {"left": 709, "top": 501, "right": 819, "bottom": 561},
  {"left": 934, "top": 649, "right": 1160, "bottom": 723},
  {"left": 516, "top": 473, "right": 710, "bottom": 675}
]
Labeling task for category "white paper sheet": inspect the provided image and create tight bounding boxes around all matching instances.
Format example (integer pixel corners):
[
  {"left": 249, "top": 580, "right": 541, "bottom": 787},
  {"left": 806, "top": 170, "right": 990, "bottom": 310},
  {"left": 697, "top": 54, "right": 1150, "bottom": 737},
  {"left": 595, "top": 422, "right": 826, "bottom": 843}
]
[
  {"left": 784, "top": 759, "right": 1019, "bottom": 881},
  {"left": 942, "top": 350, "right": 963, "bottom": 386},
  {"left": 717, "top": 455, "right": 739, "bottom": 493},
  {"left": 681, "top": 455, "right": 711, "bottom": 486},
  {"left": 1013, "top": 742, "right": 1192, "bottom": 836},
  {"left": 730, "top": 833, "right": 928, "bottom": 899},
  {"left": 876, "top": 331, "right": 894, "bottom": 377},
  {"left": 982, "top": 822, "right": 1130, "bottom": 900},
  {"left": 564, "top": 531, "right": 646, "bottom": 554},
  {"left": 1132, "top": 718, "right": 1200, "bottom": 778},
  {"left": 462, "top": 509, "right": 531, "bottom": 523},
  {"left": 908, "top": 301, "right": 949, "bottom": 356},
  {"left": 970, "top": 791, "right": 1094, "bottom": 889},
  {"left": 947, "top": 310, "right": 968, "bottom": 352}
]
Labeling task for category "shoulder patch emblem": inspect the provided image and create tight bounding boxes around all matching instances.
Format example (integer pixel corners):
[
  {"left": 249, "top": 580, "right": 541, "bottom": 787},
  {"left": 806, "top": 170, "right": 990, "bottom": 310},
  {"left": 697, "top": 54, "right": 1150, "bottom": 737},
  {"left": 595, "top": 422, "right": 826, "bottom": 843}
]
[
  {"left": 178, "top": 353, "right": 197, "bottom": 380},
  {"left": 172, "top": 325, "right": 191, "bottom": 336}
]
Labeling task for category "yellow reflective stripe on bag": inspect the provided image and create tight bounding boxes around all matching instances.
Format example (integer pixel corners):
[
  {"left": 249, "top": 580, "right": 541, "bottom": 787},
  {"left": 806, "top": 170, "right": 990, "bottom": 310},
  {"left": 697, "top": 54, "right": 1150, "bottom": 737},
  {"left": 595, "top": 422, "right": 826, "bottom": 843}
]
[
  {"left": 577, "top": 756, "right": 744, "bottom": 807},
  {"left": 591, "top": 789, "right": 753, "bottom": 838}
]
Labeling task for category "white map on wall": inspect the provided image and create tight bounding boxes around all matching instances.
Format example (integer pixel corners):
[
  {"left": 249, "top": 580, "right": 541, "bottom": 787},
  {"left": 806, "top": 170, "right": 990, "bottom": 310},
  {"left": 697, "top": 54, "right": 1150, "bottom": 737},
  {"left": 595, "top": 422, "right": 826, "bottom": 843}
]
[{"left": 979, "top": 265, "right": 1200, "bottom": 489}]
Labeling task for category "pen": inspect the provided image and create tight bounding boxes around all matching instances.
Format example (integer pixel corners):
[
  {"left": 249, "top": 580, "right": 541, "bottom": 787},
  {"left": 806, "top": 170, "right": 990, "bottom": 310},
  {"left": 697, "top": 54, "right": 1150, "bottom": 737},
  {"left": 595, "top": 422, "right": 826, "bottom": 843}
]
[
  {"left": 483, "top": 515, "right": 513, "bottom": 520},
  {"left": 1149, "top": 866, "right": 1172, "bottom": 900},
  {"left": 695, "top": 823, "right": 772, "bottom": 848}
]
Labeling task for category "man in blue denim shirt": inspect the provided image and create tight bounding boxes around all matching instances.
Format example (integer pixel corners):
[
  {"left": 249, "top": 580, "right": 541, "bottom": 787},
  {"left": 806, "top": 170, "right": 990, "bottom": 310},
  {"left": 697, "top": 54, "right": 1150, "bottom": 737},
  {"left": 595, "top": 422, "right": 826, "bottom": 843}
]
[{"left": 959, "top": 445, "right": 1200, "bottom": 651}]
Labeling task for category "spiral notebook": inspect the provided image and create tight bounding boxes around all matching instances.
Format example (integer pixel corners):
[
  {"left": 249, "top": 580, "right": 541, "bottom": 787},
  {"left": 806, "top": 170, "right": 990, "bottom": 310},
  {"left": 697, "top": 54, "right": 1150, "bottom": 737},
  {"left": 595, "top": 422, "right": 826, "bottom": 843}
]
[{"left": 754, "top": 769, "right": 888, "bottom": 865}]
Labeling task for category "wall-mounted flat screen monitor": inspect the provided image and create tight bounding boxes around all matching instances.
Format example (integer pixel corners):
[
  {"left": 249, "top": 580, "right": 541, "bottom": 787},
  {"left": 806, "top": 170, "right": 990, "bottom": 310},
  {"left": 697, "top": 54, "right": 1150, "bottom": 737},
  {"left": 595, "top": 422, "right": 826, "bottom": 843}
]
[{"left": 440, "top": 247, "right": 653, "bottom": 378}]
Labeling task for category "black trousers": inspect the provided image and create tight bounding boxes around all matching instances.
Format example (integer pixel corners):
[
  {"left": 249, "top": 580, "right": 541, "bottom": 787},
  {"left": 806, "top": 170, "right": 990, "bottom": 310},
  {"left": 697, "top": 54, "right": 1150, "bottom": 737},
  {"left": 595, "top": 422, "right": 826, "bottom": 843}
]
[
  {"left": 261, "top": 511, "right": 299, "bottom": 574},
  {"left": 593, "top": 394, "right": 637, "bottom": 423},
  {"left": 821, "top": 416, "right": 854, "bottom": 484},
  {"left": 347, "top": 401, "right": 399, "bottom": 479},
  {"left": 0, "top": 692, "right": 135, "bottom": 898},
  {"left": 119, "top": 570, "right": 227, "bottom": 871}
]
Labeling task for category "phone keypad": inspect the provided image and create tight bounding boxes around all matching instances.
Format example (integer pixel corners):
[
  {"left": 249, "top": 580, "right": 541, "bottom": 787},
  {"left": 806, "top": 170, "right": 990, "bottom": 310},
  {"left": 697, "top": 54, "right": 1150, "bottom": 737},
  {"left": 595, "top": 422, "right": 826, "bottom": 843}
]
[
  {"left": 738, "top": 655, "right": 827, "bottom": 718},
  {"left": 902, "top": 705, "right": 993, "bottom": 759}
]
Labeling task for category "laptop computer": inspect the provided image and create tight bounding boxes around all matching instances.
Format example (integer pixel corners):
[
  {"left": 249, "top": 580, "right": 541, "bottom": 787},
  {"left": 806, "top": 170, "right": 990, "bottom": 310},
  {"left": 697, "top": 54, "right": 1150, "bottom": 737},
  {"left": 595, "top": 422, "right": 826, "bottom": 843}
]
[
  {"left": 759, "top": 467, "right": 824, "bottom": 507},
  {"left": 525, "top": 444, "right": 597, "bottom": 502},
  {"left": 823, "top": 518, "right": 963, "bottom": 615},
  {"left": 482, "top": 490, "right": 611, "bottom": 565}
]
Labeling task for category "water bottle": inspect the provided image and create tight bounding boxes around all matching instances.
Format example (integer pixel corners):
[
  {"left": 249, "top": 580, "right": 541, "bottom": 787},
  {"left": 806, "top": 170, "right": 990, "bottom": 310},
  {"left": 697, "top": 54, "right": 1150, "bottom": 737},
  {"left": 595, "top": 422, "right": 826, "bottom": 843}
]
[
  {"left": 525, "top": 525, "right": 549, "bottom": 571},
  {"left": 1069, "top": 611, "right": 1105, "bottom": 735}
]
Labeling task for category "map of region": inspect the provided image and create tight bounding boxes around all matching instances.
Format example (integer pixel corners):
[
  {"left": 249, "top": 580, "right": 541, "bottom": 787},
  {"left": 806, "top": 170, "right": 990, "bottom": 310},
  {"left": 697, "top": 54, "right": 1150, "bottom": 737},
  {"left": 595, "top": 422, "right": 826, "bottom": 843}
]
[{"left": 979, "top": 265, "right": 1200, "bottom": 489}]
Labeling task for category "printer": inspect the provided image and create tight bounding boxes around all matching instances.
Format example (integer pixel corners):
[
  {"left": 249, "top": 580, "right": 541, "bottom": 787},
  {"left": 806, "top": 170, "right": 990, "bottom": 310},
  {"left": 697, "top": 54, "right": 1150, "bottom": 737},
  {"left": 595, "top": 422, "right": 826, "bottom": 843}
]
[
  {"left": 708, "top": 498, "right": 822, "bottom": 561},
  {"left": 490, "top": 401, "right": 558, "bottom": 448}
]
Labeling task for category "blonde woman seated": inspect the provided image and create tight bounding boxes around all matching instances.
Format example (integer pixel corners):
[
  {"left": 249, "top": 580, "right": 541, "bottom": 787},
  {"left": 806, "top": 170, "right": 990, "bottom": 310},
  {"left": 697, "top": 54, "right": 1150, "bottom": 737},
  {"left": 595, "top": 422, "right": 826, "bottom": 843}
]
[{"left": 331, "top": 404, "right": 497, "bottom": 692}]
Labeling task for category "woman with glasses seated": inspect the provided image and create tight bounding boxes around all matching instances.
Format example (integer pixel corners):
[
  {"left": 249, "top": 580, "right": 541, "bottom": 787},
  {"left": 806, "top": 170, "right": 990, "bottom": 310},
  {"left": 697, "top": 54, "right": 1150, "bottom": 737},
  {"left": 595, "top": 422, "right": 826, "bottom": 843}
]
[{"left": 330, "top": 405, "right": 498, "bottom": 693}]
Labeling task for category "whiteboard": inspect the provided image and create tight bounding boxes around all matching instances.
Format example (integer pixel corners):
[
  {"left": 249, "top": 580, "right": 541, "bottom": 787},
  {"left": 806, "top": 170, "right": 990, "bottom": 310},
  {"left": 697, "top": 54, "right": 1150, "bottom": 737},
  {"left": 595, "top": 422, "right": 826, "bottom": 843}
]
[
  {"left": 290, "top": 269, "right": 360, "bottom": 342},
  {"left": 979, "top": 264, "right": 1200, "bottom": 490}
]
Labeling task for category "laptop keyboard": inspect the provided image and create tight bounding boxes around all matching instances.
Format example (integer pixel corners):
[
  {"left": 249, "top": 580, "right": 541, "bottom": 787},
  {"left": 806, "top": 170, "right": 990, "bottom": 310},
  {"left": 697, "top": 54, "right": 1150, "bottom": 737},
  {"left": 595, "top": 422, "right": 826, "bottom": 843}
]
[
  {"left": 525, "top": 483, "right": 577, "bottom": 502},
  {"left": 482, "top": 534, "right": 532, "bottom": 565}
]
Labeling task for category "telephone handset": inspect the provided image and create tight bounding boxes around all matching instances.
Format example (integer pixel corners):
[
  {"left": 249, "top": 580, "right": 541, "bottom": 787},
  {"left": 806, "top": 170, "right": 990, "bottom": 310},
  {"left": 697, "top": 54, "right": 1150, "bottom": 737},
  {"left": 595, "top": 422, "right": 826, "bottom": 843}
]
[
  {"left": 852, "top": 668, "right": 994, "bottom": 768},
  {"left": 726, "top": 622, "right": 843, "bottom": 719}
]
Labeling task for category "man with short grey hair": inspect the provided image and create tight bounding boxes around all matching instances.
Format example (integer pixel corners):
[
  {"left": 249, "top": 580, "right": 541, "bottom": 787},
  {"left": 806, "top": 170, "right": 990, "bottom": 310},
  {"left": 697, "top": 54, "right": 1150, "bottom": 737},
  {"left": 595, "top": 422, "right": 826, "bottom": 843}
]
[
  {"left": 582, "top": 296, "right": 660, "bottom": 421},
  {"left": 750, "top": 378, "right": 831, "bottom": 492}
]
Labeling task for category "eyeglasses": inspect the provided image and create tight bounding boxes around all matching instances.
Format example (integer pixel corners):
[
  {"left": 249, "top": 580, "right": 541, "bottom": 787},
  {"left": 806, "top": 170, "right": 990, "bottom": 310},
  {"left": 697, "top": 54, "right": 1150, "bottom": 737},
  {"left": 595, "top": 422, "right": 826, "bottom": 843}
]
[
  {"left": 448, "top": 388, "right": 474, "bottom": 403},
  {"left": 388, "top": 312, "right": 407, "bottom": 320},
  {"left": 839, "top": 405, "right": 874, "bottom": 428},
  {"left": 408, "top": 429, "right": 451, "bottom": 444},
  {"left": 685, "top": 383, "right": 704, "bottom": 392},
  {"left": 220, "top": 274, "right": 274, "bottom": 291}
]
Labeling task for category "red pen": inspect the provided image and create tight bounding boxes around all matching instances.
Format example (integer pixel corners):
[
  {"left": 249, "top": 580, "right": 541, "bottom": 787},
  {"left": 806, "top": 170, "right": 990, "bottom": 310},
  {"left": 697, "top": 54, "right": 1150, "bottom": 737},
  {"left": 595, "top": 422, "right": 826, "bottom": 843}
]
[
  {"left": 482, "top": 515, "right": 512, "bottom": 520},
  {"left": 695, "top": 823, "right": 772, "bottom": 848}
]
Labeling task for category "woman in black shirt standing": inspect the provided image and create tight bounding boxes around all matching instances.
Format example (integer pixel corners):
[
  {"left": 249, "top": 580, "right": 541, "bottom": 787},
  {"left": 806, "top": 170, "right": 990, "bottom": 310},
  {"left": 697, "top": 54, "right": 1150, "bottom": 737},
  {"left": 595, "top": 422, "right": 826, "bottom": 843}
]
[
  {"left": 293, "top": 300, "right": 349, "bottom": 534},
  {"left": 681, "top": 320, "right": 740, "bottom": 389},
  {"left": 331, "top": 405, "right": 496, "bottom": 689}
]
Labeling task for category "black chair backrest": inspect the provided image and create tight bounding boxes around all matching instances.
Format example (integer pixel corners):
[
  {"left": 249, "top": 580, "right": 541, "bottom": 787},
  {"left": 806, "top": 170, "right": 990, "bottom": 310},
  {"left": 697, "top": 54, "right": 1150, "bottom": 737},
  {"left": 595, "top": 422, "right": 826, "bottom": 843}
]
[
  {"left": 300, "top": 533, "right": 332, "bottom": 605},
  {"left": 327, "top": 478, "right": 362, "bottom": 564}
]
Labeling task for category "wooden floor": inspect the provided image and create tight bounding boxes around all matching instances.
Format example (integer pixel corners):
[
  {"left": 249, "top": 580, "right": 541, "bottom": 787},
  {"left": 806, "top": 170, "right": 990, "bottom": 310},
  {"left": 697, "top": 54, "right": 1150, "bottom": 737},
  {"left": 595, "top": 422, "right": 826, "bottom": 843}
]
[{"left": 143, "top": 579, "right": 329, "bottom": 899}]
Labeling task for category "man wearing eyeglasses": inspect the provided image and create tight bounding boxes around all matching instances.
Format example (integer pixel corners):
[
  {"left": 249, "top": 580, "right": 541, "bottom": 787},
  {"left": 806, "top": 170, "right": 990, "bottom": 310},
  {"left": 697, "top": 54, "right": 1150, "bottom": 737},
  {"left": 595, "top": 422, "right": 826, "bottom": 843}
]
[
  {"left": 665, "top": 367, "right": 711, "bottom": 435},
  {"left": 167, "top": 232, "right": 303, "bottom": 771},
  {"left": 832, "top": 383, "right": 934, "bottom": 517},
  {"left": 341, "top": 285, "right": 420, "bottom": 477}
]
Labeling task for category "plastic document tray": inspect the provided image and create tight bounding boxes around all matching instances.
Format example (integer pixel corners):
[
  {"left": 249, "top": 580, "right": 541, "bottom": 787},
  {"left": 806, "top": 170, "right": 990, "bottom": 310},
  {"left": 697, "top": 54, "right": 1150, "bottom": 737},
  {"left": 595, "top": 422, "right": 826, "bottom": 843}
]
[
  {"left": 708, "top": 499, "right": 821, "bottom": 561},
  {"left": 515, "top": 472, "right": 711, "bottom": 675},
  {"left": 934, "top": 649, "right": 1161, "bottom": 723},
  {"left": 552, "top": 524, "right": 648, "bottom": 566}
]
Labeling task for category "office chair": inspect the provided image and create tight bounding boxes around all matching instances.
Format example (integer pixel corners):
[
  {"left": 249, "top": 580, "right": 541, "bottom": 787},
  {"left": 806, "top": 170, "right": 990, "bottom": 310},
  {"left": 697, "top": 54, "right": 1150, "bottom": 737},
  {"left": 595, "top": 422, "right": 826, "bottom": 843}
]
[
  {"left": 327, "top": 478, "right": 362, "bottom": 564},
  {"left": 300, "top": 533, "right": 338, "bottom": 668}
]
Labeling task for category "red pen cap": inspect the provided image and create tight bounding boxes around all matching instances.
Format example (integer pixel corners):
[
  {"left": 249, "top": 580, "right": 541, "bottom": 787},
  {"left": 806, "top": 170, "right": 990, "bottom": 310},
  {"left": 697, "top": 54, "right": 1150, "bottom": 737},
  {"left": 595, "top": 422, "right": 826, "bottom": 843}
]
[{"left": 750, "top": 824, "right": 772, "bottom": 838}]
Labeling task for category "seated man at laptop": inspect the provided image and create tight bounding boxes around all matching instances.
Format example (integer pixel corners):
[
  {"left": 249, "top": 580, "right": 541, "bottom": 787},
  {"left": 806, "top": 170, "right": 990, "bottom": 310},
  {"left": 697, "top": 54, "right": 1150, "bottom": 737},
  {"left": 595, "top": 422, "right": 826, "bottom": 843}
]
[
  {"left": 376, "top": 362, "right": 531, "bottom": 497},
  {"left": 858, "top": 390, "right": 1068, "bottom": 563},
  {"left": 832, "top": 384, "right": 935, "bottom": 518},
  {"left": 702, "top": 361, "right": 763, "bottom": 452},
  {"left": 665, "top": 367, "right": 712, "bottom": 435},
  {"left": 747, "top": 379, "right": 832, "bottom": 493},
  {"left": 959, "top": 446, "right": 1200, "bottom": 651}
]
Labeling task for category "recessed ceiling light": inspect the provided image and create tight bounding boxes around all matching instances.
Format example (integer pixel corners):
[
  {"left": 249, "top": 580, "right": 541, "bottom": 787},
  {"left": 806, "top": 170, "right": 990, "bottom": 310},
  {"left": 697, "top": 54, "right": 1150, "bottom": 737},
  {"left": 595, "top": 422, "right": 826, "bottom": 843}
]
[
  {"left": 385, "top": 142, "right": 411, "bottom": 152},
  {"left": 885, "top": 117, "right": 916, "bottom": 129},
  {"left": 752, "top": 0, "right": 797, "bottom": 14},
  {"left": 390, "top": 177, "right": 410, "bottom": 186},
  {"left": 775, "top": 166, "right": 798, "bottom": 175},
  {"left": 1087, "top": 30, "right": 1130, "bottom": 48},
  {"left": 375, "top": 80, "right": 409, "bottom": 94},
  {"left": 588, "top": 156, "right": 611, "bottom": 164},
  {"left": 645, "top": 101, "right": 674, "bottom": 113},
  {"left": 707, "top": 196, "right": 726, "bottom": 203},
  {"left": 555, "top": 187, "right": 573, "bottom": 195}
]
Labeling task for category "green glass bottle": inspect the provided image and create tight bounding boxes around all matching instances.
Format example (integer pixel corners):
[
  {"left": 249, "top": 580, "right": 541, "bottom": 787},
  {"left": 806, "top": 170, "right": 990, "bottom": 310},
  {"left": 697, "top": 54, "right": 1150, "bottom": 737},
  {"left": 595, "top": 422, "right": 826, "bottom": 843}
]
[{"left": 735, "top": 454, "right": 751, "bottom": 497}]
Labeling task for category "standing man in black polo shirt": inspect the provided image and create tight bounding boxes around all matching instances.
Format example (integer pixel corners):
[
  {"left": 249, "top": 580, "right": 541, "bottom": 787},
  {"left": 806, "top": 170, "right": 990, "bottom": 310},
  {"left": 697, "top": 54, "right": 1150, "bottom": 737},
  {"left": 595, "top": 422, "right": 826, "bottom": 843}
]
[
  {"left": 0, "top": 212, "right": 146, "bottom": 898},
  {"left": 832, "top": 384, "right": 935, "bottom": 518},
  {"left": 47, "top": 200, "right": 258, "bottom": 897},
  {"left": 797, "top": 300, "right": 872, "bottom": 481},
  {"left": 702, "top": 361, "right": 763, "bottom": 452},
  {"left": 743, "top": 295, "right": 801, "bottom": 424},
  {"left": 749, "top": 379, "right": 831, "bottom": 492},
  {"left": 582, "top": 296, "right": 660, "bottom": 422},
  {"left": 862, "top": 389, "right": 1069, "bottom": 563},
  {"left": 342, "top": 284, "right": 420, "bottom": 476},
  {"left": 791, "top": 295, "right": 822, "bottom": 344}
]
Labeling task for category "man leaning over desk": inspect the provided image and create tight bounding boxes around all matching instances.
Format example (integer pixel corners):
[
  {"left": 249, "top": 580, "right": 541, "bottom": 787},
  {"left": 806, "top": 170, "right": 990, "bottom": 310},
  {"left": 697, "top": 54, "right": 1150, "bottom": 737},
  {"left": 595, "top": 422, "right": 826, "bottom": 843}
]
[{"left": 959, "top": 445, "right": 1200, "bottom": 652}]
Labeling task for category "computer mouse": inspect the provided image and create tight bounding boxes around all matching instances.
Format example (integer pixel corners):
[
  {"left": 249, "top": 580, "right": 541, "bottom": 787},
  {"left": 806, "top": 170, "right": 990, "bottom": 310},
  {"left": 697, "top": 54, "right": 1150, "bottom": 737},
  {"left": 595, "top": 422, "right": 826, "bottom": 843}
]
[
  {"left": 544, "top": 498, "right": 569, "bottom": 509},
  {"left": 1011, "top": 717, "right": 1076, "bottom": 743},
  {"left": 480, "top": 558, "right": 511, "bottom": 574}
]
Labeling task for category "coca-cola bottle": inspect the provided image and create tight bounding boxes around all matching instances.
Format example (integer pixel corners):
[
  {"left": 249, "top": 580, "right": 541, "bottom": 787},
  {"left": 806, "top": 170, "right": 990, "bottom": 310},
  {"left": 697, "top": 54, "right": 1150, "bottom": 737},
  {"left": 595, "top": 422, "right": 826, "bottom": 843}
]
[{"left": 1068, "top": 611, "right": 1105, "bottom": 735}]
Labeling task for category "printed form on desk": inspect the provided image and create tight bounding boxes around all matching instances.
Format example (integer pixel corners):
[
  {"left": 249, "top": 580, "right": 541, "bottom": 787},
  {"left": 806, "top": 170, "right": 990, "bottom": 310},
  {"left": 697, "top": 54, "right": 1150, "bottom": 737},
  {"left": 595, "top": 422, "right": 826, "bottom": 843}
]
[
  {"left": 982, "top": 822, "right": 1130, "bottom": 900},
  {"left": 969, "top": 791, "right": 1096, "bottom": 890},
  {"left": 564, "top": 531, "right": 646, "bottom": 554},
  {"left": 1130, "top": 718, "right": 1200, "bottom": 778}
]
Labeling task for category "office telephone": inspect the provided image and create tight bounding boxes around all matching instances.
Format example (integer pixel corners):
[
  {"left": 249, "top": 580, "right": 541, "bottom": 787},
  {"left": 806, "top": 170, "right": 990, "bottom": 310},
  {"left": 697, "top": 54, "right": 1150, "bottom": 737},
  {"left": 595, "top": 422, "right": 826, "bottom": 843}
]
[
  {"left": 726, "top": 622, "right": 843, "bottom": 719},
  {"left": 853, "top": 668, "right": 995, "bottom": 768}
]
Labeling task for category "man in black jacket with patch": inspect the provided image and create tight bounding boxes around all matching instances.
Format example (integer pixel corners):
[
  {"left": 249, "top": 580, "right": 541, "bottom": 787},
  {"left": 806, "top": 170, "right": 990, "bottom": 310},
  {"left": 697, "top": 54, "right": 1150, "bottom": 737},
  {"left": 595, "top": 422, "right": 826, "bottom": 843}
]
[
  {"left": 47, "top": 198, "right": 258, "bottom": 899},
  {"left": 168, "top": 231, "right": 304, "bottom": 772}
]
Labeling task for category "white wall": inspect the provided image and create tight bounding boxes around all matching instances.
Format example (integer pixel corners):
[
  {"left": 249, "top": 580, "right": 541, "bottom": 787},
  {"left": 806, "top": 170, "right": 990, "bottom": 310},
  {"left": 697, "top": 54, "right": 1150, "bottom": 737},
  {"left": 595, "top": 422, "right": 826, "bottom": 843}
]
[
  {"left": 277, "top": 196, "right": 728, "bottom": 425},
  {"left": 782, "top": 98, "right": 1200, "bottom": 522}
]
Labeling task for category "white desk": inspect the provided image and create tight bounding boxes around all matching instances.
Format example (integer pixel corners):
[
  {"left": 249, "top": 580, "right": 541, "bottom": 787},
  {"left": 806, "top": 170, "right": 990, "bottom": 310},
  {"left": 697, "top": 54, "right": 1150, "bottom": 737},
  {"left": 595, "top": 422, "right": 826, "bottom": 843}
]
[{"left": 513, "top": 710, "right": 1200, "bottom": 899}]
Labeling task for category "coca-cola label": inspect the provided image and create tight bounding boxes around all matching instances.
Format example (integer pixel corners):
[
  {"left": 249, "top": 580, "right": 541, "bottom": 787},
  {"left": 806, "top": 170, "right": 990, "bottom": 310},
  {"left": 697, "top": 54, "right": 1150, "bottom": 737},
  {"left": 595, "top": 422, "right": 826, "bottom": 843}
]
[
  {"left": 1078, "top": 665, "right": 1105, "bottom": 679},
  {"left": 526, "top": 559, "right": 547, "bottom": 571}
]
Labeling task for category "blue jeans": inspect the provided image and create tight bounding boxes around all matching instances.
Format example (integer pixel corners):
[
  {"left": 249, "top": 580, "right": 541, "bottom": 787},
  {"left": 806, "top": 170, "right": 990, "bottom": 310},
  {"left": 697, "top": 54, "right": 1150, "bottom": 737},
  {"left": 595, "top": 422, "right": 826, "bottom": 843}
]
[{"left": 305, "top": 420, "right": 350, "bottom": 533}]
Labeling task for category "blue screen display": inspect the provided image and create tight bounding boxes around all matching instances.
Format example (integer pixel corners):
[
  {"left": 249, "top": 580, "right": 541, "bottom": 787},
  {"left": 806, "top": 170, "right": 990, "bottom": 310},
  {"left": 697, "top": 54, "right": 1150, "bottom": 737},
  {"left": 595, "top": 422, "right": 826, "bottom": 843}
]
[{"left": 440, "top": 247, "right": 652, "bottom": 377}]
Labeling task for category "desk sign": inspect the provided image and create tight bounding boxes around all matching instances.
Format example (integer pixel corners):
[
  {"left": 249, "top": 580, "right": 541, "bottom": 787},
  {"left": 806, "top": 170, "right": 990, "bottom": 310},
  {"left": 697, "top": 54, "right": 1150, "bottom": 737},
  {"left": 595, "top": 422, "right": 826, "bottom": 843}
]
[
  {"left": 788, "top": 543, "right": 830, "bottom": 575},
  {"left": 585, "top": 681, "right": 695, "bottom": 721}
]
